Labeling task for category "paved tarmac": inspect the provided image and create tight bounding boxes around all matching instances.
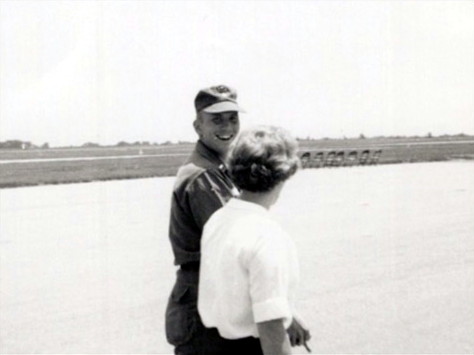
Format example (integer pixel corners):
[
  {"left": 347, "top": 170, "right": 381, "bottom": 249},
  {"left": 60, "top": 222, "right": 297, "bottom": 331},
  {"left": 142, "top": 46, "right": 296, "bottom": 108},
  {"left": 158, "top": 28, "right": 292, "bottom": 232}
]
[{"left": 1, "top": 162, "right": 473, "bottom": 353}]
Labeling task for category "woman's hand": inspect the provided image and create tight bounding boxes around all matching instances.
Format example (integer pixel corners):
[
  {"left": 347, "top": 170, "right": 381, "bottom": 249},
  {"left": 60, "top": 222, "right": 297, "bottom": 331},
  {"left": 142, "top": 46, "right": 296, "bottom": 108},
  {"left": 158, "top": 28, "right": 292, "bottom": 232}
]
[
  {"left": 287, "top": 316, "right": 311, "bottom": 352},
  {"left": 257, "top": 318, "right": 292, "bottom": 355}
]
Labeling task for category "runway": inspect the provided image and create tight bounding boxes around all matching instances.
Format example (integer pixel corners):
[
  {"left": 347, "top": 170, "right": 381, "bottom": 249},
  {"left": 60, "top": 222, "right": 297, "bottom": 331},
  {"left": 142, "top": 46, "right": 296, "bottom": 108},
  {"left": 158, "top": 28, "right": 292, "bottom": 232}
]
[{"left": 1, "top": 162, "right": 473, "bottom": 353}]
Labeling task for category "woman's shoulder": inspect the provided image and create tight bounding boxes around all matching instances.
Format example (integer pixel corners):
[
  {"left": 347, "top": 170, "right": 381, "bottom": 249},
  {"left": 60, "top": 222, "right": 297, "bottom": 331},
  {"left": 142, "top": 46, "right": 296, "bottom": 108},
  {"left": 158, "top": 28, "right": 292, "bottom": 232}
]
[{"left": 241, "top": 216, "right": 288, "bottom": 250}]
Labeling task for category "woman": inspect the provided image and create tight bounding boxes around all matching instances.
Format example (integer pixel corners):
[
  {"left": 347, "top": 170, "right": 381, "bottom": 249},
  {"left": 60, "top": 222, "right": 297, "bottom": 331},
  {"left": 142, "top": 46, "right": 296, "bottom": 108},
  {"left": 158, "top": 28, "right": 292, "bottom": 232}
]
[{"left": 198, "top": 126, "right": 311, "bottom": 355}]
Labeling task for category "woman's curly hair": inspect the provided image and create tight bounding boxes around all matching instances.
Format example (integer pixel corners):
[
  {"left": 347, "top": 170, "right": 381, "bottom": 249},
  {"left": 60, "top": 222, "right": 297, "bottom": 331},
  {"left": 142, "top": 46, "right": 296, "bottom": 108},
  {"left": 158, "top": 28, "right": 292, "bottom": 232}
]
[{"left": 226, "top": 126, "right": 301, "bottom": 192}]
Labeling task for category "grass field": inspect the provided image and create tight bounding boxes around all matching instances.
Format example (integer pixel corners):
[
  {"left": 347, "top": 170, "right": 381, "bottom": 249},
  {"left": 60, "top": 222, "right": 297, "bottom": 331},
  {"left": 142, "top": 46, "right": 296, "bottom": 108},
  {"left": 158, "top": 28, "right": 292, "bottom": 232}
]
[{"left": 1, "top": 137, "right": 473, "bottom": 188}]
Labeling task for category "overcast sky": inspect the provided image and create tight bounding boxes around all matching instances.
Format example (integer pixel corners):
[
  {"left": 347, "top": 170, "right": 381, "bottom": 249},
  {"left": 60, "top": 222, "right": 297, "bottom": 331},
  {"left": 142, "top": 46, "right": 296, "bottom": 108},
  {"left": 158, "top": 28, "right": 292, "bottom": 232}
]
[{"left": 0, "top": 1, "right": 473, "bottom": 147}]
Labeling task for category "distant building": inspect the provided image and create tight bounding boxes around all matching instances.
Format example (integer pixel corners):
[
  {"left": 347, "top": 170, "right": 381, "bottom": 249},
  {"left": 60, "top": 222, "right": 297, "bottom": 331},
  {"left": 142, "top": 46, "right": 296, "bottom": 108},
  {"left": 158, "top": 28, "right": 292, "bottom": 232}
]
[
  {"left": 0, "top": 140, "right": 32, "bottom": 149},
  {"left": 82, "top": 142, "right": 101, "bottom": 148}
]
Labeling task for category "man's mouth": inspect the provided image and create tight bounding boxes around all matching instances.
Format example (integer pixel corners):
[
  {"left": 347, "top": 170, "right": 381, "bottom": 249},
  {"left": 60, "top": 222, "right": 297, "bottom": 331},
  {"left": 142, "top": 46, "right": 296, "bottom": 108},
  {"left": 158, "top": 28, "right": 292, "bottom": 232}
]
[{"left": 215, "top": 134, "right": 234, "bottom": 141}]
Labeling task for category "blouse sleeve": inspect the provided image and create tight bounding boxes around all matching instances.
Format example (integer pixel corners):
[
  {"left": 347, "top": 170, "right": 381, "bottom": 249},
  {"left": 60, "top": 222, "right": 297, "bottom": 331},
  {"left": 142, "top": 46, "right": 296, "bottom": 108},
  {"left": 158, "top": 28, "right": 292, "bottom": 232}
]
[{"left": 247, "top": 226, "right": 294, "bottom": 328}]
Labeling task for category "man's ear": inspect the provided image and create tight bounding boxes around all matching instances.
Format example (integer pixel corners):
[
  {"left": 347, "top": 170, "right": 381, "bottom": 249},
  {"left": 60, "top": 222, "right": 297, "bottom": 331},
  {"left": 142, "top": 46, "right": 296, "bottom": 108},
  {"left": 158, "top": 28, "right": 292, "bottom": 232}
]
[{"left": 193, "top": 119, "right": 202, "bottom": 137}]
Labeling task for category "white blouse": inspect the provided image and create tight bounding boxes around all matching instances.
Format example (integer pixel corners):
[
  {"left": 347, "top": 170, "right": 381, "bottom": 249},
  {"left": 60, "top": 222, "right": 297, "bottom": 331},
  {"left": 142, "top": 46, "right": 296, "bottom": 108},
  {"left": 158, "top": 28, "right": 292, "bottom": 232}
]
[{"left": 198, "top": 198, "right": 299, "bottom": 339}]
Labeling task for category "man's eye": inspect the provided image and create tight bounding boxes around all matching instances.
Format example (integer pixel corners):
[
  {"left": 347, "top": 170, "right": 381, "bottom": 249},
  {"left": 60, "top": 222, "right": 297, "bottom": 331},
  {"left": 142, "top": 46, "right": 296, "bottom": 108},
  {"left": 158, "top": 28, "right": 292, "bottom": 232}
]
[{"left": 213, "top": 118, "right": 222, "bottom": 124}]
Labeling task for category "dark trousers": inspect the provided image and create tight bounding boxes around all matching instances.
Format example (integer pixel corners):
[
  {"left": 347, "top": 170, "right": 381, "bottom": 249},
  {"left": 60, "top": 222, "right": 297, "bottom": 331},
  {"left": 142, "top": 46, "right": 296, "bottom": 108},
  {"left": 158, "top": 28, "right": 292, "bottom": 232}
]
[
  {"left": 175, "top": 315, "right": 263, "bottom": 355},
  {"left": 166, "top": 269, "right": 263, "bottom": 355}
]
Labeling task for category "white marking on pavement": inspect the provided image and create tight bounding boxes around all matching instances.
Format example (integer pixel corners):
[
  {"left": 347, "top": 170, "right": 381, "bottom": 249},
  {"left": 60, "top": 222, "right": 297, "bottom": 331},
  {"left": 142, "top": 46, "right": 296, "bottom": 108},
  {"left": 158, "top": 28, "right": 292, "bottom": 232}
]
[{"left": 0, "top": 153, "right": 189, "bottom": 164}]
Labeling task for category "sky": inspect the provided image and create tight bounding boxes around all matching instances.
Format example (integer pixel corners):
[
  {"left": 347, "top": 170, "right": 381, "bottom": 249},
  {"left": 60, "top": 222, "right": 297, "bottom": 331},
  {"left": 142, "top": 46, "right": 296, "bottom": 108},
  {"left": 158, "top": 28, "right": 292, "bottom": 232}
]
[{"left": 0, "top": 1, "right": 473, "bottom": 147}]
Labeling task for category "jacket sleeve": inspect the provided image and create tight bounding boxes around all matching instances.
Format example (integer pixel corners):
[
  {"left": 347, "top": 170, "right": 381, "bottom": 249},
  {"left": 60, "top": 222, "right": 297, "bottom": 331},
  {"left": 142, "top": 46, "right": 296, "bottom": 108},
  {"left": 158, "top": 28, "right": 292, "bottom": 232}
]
[{"left": 186, "top": 171, "right": 228, "bottom": 231}]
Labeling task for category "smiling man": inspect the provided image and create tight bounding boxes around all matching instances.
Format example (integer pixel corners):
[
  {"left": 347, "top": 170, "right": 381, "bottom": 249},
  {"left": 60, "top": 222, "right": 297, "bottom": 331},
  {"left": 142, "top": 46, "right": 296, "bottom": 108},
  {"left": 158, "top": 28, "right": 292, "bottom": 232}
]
[{"left": 165, "top": 85, "right": 244, "bottom": 354}]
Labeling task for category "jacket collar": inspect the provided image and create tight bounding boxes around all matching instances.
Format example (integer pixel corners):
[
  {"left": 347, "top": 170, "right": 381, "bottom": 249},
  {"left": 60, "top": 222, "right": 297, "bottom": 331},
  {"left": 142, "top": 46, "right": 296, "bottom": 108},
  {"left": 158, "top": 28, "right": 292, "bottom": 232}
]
[{"left": 188, "top": 140, "right": 225, "bottom": 170}]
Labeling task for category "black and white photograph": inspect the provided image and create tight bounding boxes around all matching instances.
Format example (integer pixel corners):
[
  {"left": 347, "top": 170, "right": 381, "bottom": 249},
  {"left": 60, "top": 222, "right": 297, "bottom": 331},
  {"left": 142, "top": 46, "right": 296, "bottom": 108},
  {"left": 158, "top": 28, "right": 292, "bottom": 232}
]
[{"left": 0, "top": 1, "right": 473, "bottom": 354}]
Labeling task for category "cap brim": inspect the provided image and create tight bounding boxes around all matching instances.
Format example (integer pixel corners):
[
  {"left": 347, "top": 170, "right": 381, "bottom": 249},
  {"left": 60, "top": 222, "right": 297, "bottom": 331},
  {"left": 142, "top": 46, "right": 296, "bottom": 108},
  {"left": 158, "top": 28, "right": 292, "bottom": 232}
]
[{"left": 202, "top": 101, "right": 245, "bottom": 113}]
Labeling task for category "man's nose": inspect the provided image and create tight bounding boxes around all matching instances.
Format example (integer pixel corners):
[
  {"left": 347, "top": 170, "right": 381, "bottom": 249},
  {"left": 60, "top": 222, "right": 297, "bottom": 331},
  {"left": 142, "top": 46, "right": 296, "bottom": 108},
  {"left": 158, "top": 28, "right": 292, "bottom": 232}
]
[{"left": 219, "top": 119, "right": 232, "bottom": 129}]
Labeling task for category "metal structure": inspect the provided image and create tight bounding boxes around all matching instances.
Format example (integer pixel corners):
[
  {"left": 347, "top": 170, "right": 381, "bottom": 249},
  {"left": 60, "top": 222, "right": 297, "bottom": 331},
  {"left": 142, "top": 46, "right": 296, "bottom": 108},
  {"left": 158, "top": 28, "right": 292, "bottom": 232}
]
[{"left": 299, "top": 149, "right": 382, "bottom": 168}]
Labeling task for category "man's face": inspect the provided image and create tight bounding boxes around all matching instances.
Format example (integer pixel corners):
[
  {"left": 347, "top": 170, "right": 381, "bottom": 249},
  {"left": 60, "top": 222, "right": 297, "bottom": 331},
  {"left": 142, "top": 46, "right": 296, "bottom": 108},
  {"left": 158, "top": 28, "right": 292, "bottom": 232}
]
[{"left": 194, "top": 111, "right": 240, "bottom": 159}]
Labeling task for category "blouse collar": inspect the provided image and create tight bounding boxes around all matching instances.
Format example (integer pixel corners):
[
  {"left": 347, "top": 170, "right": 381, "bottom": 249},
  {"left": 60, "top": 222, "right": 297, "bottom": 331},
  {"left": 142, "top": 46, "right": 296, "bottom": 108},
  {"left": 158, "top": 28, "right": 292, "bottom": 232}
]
[{"left": 227, "top": 197, "right": 269, "bottom": 214}]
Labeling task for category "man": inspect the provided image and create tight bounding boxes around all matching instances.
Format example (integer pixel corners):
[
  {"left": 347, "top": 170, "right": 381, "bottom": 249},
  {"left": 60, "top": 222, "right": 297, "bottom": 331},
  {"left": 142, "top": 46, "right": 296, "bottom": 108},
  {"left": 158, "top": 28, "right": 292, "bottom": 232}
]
[{"left": 165, "top": 85, "right": 243, "bottom": 354}]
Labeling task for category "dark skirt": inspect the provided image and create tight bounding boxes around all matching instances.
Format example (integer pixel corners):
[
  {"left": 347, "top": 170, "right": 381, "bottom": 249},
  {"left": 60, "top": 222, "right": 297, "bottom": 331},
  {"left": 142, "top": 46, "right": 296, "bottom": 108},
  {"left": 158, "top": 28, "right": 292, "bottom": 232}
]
[
  {"left": 167, "top": 269, "right": 263, "bottom": 355},
  {"left": 199, "top": 327, "right": 263, "bottom": 355}
]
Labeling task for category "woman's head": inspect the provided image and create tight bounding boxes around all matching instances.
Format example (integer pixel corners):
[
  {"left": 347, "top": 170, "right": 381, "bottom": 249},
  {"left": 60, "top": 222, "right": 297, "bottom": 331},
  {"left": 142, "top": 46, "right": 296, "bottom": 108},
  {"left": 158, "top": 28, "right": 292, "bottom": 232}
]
[{"left": 227, "top": 126, "right": 300, "bottom": 193}]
